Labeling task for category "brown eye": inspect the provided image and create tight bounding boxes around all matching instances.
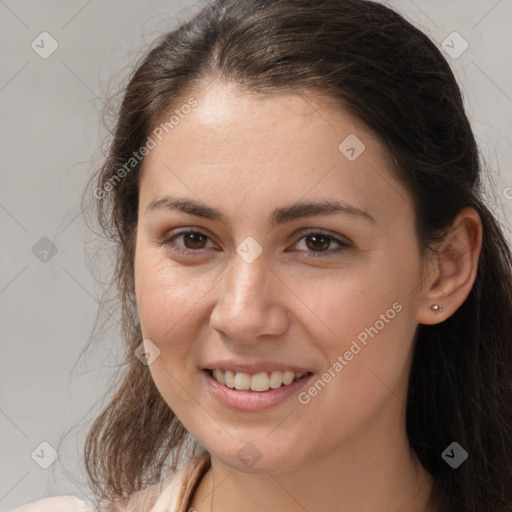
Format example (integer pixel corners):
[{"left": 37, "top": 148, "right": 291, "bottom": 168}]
[
  {"left": 161, "top": 229, "right": 350, "bottom": 258},
  {"left": 161, "top": 230, "right": 215, "bottom": 255},
  {"left": 291, "top": 230, "right": 351, "bottom": 258},
  {"left": 182, "top": 231, "right": 208, "bottom": 249},
  {"left": 304, "top": 234, "right": 331, "bottom": 252}
]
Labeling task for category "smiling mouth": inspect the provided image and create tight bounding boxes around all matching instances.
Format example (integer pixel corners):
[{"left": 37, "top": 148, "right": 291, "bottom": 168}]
[{"left": 205, "top": 369, "right": 312, "bottom": 392}]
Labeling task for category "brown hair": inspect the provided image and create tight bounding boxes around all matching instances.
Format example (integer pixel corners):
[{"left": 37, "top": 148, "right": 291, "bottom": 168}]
[{"left": 81, "top": 1, "right": 512, "bottom": 510}]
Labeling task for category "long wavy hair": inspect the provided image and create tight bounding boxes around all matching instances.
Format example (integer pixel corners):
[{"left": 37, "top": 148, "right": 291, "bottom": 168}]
[{"left": 81, "top": 0, "right": 512, "bottom": 510}]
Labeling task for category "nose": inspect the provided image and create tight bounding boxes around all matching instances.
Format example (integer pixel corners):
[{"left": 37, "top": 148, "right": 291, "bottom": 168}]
[{"left": 209, "top": 256, "right": 290, "bottom": 344}]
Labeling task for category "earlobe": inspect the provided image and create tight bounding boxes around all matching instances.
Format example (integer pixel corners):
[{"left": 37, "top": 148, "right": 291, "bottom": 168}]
[
  {"left": 417, "top": 207, "right": 482, "bottom": 325},
  {"left": 430, "top": 303, "right": 442, "bottom": 314}
]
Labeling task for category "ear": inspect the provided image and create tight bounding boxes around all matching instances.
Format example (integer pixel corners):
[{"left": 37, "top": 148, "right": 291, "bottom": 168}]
[{"left": 417, "top": 207, "right": 482, "bottom": 325}]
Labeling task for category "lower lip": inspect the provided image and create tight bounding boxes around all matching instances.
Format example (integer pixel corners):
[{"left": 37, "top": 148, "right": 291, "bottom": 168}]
[{"left": 203, "top": 370, "right": 314, "bottom": 411}]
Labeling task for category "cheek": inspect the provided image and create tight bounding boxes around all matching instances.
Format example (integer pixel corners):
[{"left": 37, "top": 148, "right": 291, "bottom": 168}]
[
  {"left": 295, "top": 254, "right": 414, "bottom": 346},
  {"left": 134, "top": 253, "right": 210, "bottom": 424},
  {"left": 295, "top": 247, "right": 420, "bottom": 393},
  {"left": 134, "top": 251, "right": 208, "bottom": 354}
]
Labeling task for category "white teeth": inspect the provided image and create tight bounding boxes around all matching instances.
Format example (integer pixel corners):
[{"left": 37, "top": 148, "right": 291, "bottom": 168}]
[
  {"left": 251, "top": 372, "right": 270, "bottom": 391},
  {"left": 234, "top": 372, "right": 250, "bottom": 390},
  {"left": 213, "top": 369, "right": 225, "bottom": 384},
  {"left": 282, "top": 371, "right": 295, "bottom": 385},
  {"left": 269, "top": 370, "right": 283, "bottom": 389},
  {"left": 210, "top": 369, "right": 307, "bottom": 392},
  {"left": 225, "top": 370, "right": 235, "bottom": 388}
]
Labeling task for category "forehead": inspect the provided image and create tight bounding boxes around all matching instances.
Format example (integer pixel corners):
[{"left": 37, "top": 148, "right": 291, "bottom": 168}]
[{"left": 139, "top": 82, "right": 413, "bottom": 226}]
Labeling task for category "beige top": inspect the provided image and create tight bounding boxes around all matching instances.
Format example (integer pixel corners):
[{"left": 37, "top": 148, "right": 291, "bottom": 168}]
[{"left": 9, "top": 452, "right": 211, "bottom": 512}]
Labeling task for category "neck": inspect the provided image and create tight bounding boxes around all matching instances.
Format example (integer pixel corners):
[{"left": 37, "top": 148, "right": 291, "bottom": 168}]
[{"left": 190, "top": 410, "right": 435, "bottom": 512}]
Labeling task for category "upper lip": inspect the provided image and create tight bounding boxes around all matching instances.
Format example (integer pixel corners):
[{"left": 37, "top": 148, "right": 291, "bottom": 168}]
[{"left": 204, "top": 361, "right": 312, "bottom": 374}]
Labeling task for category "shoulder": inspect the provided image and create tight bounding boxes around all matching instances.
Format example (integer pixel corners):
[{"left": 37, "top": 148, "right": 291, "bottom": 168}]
[
  {"left": 9, "top": 452, "right": 210, "bottom": 512},
  {"left": 121, "top": 451, "right": 211, "bottom": 512},
  {"left": 9, "top": 495, "right": 91, "bottom": 512}
]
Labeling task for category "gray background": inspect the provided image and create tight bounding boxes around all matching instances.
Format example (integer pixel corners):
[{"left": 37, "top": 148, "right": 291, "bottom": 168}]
[{"left": 0, "top": 0, "right": 511, "bottom": 510}]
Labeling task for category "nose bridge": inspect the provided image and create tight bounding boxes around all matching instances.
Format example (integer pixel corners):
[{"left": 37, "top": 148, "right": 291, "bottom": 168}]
[
  {"left": 210, "top": 252, "right": 289, "bottom": 342},
  {"left": 223, "top": 254, "right": 269, "bottom": 313}
]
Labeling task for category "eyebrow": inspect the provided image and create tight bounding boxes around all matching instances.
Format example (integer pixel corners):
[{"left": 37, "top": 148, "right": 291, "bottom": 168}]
[{"left": 145, "top": 196, "right": 376, "bottom": 226}]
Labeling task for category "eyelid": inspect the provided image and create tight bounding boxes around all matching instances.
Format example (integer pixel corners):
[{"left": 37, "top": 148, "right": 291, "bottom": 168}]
[
  {"left": 288, "top": 229, "right": 351, "bottom": 257},
  {"left": 160, "top": 228, "right": 217, "bottom": 255},
  {"left": 291, "top": 228, "right": 352, "bottom": 246},
  {"left": 160, "top": 228, "right": 352, "bottom": 257}
]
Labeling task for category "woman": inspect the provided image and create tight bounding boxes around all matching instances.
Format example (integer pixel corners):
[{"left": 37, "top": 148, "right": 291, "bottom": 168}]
[{"left": 12, "top": 0, "right": 512, "bottom": 511}]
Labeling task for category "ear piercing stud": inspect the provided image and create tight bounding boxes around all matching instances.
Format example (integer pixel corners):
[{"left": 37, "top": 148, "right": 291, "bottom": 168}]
[{"left": 431, "top": 304, "right": 442, "bottom": 313}]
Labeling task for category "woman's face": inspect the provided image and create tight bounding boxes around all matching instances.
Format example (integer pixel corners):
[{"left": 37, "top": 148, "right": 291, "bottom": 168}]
[{"left": 134, "top": 82, "right": 426, "bottom": 473}]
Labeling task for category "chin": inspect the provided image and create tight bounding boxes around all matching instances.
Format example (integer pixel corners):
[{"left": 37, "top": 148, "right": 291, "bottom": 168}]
[{"left": 204, "top": 434, "right": 307, "bottom": 474}]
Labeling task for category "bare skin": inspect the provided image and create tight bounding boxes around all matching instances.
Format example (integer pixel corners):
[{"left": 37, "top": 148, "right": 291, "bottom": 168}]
[{"left": 134, "top": 81, "right": 482, "bottom": 512}]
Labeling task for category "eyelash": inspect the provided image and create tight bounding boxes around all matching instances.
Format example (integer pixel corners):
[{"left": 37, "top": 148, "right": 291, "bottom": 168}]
[{"left": 160, "top": 229, "right": 351, "bottom": 258}]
